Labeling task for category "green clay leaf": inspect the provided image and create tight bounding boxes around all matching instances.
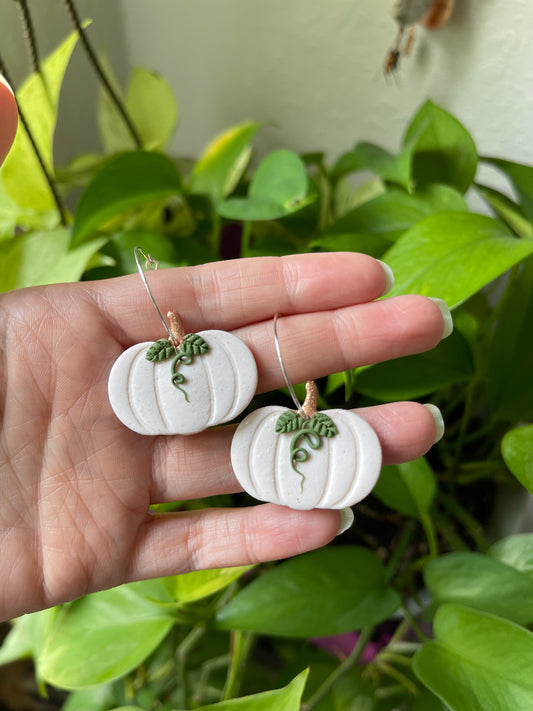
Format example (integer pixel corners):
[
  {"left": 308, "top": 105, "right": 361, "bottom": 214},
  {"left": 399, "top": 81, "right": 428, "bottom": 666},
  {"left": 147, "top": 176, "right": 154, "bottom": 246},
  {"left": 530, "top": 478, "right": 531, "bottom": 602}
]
[
  {"left": 276, "top": 411, "right": 306, "bottom": 433},
  {"left": 145, "top": 339, "right": 174, "bottom": 362},
  {"left": 309, "top": 413, "right": 338, "bottom": 438},
  {"left": 180, "top": 333, "right": 209, "bottom": 356}
]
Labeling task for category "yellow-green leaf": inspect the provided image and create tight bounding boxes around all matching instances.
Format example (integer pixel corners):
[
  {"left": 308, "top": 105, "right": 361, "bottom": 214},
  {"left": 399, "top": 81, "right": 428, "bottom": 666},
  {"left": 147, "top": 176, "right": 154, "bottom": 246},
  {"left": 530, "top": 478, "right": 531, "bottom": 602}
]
[
  {"left": 163, "top": 566, "right": 253, "bottom": 604},
  {"left": 191, "top": 121, "right": 260, "bottom": 205},
  {"left": 1, "top": 25, "right": 86, "bottom": 211}
]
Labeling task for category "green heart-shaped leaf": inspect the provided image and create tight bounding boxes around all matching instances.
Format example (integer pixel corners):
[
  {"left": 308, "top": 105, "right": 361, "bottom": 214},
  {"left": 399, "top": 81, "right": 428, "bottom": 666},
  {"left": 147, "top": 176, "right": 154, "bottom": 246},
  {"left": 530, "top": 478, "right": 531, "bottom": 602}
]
[
  {"left": 383, "top": 212, "right": 533, "bottom": 307},
  {"left": 402, "top": 100, "right": 478, "bottom": 194},
  {"left": 425, "top": 552, "right": 533, "bottom": 624},
  {"left": 502, "top": 424, "right": 533, "bottom": 494},
  {"left": 38, "top": 583, "right": 175, "bottom": 689},
  {"left": 217, "top": 150, "right": 313, "bottom": 221},
  {"left": 413, "top": 604, "right": 533, "bottom": 711},
  {"left": 71, "top": 151, "right": 181, "bottom": 248},
  {"left": 216, "top": 546, "right": 400, "bottom": 637}
]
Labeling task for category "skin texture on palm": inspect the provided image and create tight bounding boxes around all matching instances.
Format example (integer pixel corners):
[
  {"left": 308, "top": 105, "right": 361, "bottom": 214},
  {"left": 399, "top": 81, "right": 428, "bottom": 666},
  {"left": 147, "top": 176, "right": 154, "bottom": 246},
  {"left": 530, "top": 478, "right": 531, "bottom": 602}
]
[{"left": 0, "top": 84, "right": 446, "bottom": 621}]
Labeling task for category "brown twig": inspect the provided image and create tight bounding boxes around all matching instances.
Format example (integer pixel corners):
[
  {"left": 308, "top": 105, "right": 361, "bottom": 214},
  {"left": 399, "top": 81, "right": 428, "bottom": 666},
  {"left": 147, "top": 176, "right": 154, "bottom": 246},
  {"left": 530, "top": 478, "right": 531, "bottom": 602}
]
[{"left": 62, "top": 0, "right": 142, "bottom": 149}]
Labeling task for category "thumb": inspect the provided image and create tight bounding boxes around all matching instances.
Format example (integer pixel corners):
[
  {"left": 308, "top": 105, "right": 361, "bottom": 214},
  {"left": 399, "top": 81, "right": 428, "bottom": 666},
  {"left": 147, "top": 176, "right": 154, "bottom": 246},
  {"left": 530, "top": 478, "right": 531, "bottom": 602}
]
[{"left": 0, "top": 75, "right": 18, "bottom": 167}]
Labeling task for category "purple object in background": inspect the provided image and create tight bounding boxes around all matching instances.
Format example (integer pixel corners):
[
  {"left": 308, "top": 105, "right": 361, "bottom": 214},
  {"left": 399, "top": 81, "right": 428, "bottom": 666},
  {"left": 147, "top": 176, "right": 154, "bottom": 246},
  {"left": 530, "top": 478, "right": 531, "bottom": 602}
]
[{"left": 310, "top": 628, "right": 394, "bottom": 664}]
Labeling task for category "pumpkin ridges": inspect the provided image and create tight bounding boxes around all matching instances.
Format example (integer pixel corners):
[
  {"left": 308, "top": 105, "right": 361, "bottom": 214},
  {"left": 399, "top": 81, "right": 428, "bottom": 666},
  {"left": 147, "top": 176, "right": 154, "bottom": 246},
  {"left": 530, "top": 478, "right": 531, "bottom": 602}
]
[
  {"left": 132, "top": 345, "right": 168, "bottom": 435},
  {"left": 231, "top": 406, "right": 383, "bottom": 510},
  {"left": 204, "top": 331, "right": 236, "bottom": 426},
  {"left": 108, "top": 342, "right": 149, "bottom": 435},
  {"left": 320, "top": 410, "right": 358, "bottom": 509},
  {"left": 212, "top": 330, "right": 258, "bottom": 424},
  {"left": 248, "top": 408, "right": 280, "bottom": 502},
  {"left": 332, "top": 410, "right": 382, "bottom": 509},
  {"left": 109, "top": 332, "right": 257, "bottom": 436}
]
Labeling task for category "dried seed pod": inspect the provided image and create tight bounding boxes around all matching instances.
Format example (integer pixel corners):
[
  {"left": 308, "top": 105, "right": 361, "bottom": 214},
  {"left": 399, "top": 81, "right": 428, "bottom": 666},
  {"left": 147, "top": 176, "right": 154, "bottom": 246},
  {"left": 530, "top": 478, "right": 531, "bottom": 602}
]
[
  {"left": 391, "top": 0, "right": 434, "bottom": 26},
  {"left": 420, "top": 0, "right": 455, "bottom": 29}
]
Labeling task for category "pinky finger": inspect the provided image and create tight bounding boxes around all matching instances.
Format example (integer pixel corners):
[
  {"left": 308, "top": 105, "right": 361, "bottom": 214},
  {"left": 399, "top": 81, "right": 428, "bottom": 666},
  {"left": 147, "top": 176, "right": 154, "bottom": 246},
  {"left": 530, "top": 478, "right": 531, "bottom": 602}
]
[{"left": 127, "top": 504, "right": 341, "bottom": 582}]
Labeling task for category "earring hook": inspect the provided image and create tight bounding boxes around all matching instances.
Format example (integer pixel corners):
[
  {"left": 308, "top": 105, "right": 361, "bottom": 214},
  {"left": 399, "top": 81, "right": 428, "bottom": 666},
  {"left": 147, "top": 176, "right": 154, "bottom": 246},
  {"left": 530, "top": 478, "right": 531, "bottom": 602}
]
[
  {"left": 134, "top": 246, "right": 179, "bottom": 349},
  {"left": 273, "top": 313, "right": 308, "bottom": 420}
]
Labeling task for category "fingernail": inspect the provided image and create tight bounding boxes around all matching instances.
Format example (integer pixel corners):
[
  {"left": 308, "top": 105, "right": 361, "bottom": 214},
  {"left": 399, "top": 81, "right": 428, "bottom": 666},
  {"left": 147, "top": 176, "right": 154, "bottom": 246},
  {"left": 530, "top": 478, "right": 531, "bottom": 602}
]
[
  {"left": 0, "top": 73, "right": 14, "bottom": 96},
  {"left": 423, "top": 403, "right": 445, "bottom": 444},
  {"left": 428, "top": 297, "right": 453, "bottom": 339},
  {"left": 336, "top": 507, "right": 354, "bottom": 535},
  {"left": 376, "top": 259, "right": 395, "bottom": 295}
]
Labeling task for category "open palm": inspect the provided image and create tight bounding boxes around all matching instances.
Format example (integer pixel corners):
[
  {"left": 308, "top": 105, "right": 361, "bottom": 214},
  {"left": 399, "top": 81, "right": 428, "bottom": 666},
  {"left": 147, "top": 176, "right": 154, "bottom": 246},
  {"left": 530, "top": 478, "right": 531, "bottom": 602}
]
[
  {"left": 0, "top": 256, "right": 447, "bottom": 621},
  {"left": 0, "top": 82, "right": 447, "bottom": 622}
]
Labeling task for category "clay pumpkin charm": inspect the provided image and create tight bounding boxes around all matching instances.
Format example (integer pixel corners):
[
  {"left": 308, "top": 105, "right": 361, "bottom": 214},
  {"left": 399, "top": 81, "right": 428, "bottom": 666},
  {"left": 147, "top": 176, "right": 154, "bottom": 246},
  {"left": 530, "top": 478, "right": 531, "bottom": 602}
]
[
  {"left": 108, "top": 311, "right": 257, "bottom": 435},
  {"left": 231, "top": 382, "right": 382, "bottom": 510}
]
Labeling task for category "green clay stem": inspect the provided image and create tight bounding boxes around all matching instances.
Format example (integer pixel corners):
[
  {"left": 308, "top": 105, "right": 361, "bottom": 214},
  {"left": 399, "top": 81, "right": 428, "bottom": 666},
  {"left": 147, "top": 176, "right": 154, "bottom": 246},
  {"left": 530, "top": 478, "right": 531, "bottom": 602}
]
[
  {"left": 171, "top": 351, "right": 194, "bottom": 402},
  {"left": 289, "top": 424, "right": 322, "bottom": 493}
]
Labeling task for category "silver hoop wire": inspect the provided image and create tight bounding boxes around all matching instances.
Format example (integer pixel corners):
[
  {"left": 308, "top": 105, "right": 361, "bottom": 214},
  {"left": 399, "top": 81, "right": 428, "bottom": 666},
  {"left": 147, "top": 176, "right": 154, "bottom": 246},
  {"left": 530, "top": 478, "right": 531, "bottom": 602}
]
[
  {"left": 134, "top": 246, "right": 178, "bottom": 349},
  {"left": 273, "top": 313, "right": 307, "bottom": 419}
]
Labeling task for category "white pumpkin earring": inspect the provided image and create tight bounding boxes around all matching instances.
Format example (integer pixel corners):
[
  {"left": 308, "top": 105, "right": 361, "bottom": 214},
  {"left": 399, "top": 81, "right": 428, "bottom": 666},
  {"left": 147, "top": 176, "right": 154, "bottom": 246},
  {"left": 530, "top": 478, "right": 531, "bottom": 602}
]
[
  {"left": 231, "top": 314, "right": 382, "bottom": 510},
  {"left": 108, "top": 247, "right": 258, "bottom": 435}
]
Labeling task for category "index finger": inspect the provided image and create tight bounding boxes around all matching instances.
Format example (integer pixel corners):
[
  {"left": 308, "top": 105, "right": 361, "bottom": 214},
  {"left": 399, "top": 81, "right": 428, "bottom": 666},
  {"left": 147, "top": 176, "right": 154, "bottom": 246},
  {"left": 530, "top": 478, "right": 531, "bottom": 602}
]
[
  {"left": 88, "top": 253, "right": 392, "bottom": 345},
  {"left": 0, "top": 75, "right": 18, "bottom": 166}
]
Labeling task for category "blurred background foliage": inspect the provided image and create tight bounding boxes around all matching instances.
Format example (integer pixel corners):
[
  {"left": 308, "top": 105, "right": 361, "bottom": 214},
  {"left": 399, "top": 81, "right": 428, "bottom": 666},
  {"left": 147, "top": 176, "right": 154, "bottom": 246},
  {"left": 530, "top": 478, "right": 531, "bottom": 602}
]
[{"left": 1, "top": 3, "right": 533, "bottom": 711}]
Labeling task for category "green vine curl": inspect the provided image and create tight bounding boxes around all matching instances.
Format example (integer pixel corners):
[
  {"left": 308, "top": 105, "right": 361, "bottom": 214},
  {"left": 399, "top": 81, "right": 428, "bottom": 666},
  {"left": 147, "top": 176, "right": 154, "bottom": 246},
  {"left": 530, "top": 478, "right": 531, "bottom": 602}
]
[{"left": 289, "top": 424, "right": 322, "bottom": 492}]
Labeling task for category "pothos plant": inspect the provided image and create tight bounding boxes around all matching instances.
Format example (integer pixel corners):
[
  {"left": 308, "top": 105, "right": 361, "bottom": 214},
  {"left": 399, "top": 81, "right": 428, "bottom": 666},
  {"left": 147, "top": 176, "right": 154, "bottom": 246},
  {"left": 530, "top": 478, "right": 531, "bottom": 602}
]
[{"left": 1, "top": 21, "right": 533, "bottom": 711}]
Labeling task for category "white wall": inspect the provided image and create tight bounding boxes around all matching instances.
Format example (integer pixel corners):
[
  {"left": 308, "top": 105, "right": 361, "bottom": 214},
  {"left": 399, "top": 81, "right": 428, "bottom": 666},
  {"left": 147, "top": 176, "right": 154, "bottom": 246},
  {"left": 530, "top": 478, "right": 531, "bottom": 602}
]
[
  {"left": 114, "top": 0, "right": 533, "bottom": 169},
  {"left": 1, "top": 0, "right": 532, "bottom": 173}
]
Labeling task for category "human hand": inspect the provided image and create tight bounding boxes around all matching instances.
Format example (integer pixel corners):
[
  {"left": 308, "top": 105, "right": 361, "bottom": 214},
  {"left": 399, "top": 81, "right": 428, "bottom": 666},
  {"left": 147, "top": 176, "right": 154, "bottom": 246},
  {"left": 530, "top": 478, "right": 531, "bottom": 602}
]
[{"left": 0, "top": 81, "right": 449, "bottom": 622}]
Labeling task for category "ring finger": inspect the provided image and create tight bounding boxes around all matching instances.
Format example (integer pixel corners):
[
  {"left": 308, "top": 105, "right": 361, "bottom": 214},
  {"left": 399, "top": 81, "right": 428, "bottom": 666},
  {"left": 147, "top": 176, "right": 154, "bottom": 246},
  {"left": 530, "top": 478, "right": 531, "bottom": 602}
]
[{"left": 150, "top": 400, "right": 441, "bottom": 503}]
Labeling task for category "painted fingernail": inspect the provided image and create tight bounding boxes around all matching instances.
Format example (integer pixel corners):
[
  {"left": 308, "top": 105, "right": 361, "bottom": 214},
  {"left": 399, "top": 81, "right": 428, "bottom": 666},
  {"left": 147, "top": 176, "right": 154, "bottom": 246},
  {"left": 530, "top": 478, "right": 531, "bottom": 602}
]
[
  {"left": 428, "top": 297, "right": 453, "bottom": 339},
  {"left": 423, "top": 403, "right": 445, "bottom": 444},
  {"left": 376, "top": 259, "right": 395, "bottom": 295},
  {"left": 336, "top": 507, "right": 354, "bottom": 536},
  {"left": 0, "top": 73, "right": 14, "bottom": 96}
]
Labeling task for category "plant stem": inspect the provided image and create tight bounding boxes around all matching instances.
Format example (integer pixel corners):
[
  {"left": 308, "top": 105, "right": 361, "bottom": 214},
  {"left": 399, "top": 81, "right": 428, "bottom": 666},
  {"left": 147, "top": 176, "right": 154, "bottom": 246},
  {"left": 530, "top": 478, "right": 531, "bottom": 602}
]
[
  {"left": 211, "top": 213, "right": 222, "bottom": 256},
  {"left": 222, "top": 630, "right": 254, "bottom": 701},
  {"left": 176, "top": 625, "right": 205, "bottom": 709},
  {"left": 240, "top": 220, "right": 252, "bottom": 256},
  {"left": 62, "top": 0, "right": 142, "bottom": 149},
  {"left": 303, "top": 626, "right": 374, "bottom": 710},
  {"left": 400, "top": 605, "right": 429, "bottom": 643},
  {"left": 438, "top": 491, "right": 489, "bottom": 552},
  {"left": 15, "top": 0, "right": 52, "bottom": 105},
  {"left": 385, "top": 522, "right": 415, "bottom": 583},
  {"left": 452, "top": 379, "right": 476, "bottom": 475},
  {"left": 420, "top": 513, "right": 438, "bottom": 558},
  {"left": 0, "top": 53, "right": 68, "bottom": 225},
  {"left": 462, "top": 419, "right": 497, "bottom": 445},
  {"left": 194, "top": 654, "right": 230, "bottom": 707},
  {"left": 377, "top": 661, "right": 419, "bottom": 695}
]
